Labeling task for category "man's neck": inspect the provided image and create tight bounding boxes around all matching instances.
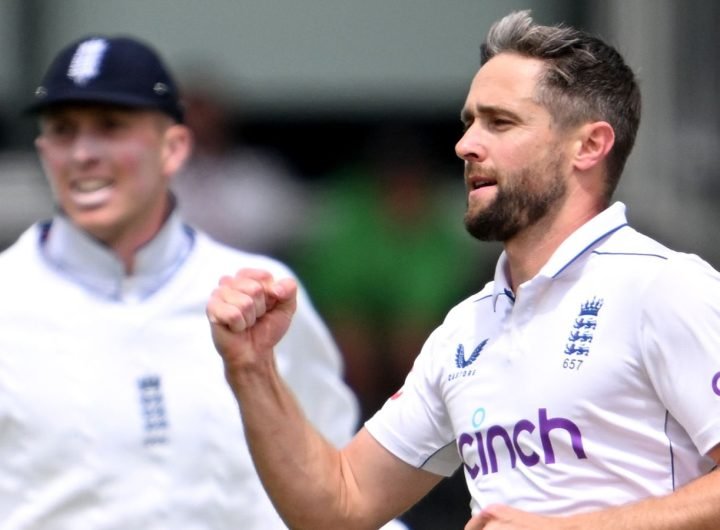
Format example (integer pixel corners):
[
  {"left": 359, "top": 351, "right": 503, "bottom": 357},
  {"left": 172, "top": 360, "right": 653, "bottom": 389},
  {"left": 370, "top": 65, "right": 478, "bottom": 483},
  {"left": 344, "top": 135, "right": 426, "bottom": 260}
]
[{"left": 503, "top": 203, "right": 602, "bottom": 292}]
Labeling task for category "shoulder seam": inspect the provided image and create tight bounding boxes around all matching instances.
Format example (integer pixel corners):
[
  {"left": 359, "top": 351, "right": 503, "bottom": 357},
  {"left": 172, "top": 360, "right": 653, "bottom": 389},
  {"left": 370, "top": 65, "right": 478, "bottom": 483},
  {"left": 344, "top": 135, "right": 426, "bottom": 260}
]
[{"left": 592, "top": 251, "right": 669, "bottom": 260}]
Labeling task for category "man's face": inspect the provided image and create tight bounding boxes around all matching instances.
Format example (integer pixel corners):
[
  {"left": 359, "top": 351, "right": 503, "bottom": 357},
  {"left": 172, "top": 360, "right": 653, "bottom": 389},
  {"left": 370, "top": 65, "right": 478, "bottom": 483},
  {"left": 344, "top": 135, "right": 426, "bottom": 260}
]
[
  {"left": 35, "top": 104, "right": 185, "bottom": 247},
  {"left": 456, "top": 53, "right": 572, "bottom": 242}
]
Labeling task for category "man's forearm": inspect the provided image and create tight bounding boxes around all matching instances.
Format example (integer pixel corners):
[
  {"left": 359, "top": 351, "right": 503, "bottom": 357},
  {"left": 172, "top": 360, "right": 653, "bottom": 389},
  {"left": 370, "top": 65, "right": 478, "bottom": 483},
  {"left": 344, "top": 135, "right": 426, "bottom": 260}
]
[
  {"left": 208, "top": 270, "right": 437, "bottom": 529},
  {"left": 575, "top": 468, "right": 720, "bottom": 529},
  {"left": 228, "top": 355, "right": 361, "bottom": 529},
  {"left": 468, "top": 467, "right": 720, "bottom": 529},
  {"left": 208, "top": 270, "right": 364, "bottom": 528}
]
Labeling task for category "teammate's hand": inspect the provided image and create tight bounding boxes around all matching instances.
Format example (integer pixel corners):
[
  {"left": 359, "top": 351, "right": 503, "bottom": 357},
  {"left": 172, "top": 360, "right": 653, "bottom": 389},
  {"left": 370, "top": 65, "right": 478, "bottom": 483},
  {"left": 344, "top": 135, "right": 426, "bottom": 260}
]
[
  {"left": 465, "top": 504, "right": 563, "bottom": 529},
  {"left": 207, "top": 268, "right": 298, "bottom": 375}
]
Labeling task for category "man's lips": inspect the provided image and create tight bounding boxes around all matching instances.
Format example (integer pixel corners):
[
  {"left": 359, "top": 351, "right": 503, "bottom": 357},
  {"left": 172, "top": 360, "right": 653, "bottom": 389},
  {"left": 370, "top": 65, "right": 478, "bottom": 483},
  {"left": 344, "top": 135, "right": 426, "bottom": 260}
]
[
  {"left": 68, "top": 178, "right": 114, "bottom": 208},
  {"left": 466, "top": 174, "right": 498, "bottom": 192},
  {"left": 72, "top": 178, "right": 113, "bottom": 193}
]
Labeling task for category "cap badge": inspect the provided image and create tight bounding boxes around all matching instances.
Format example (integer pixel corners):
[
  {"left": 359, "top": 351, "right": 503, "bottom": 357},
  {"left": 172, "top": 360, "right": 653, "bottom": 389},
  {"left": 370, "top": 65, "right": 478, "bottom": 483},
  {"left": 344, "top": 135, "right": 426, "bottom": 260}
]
[{"left": 67, "top": 38, "right": 108, "bottom": 86}]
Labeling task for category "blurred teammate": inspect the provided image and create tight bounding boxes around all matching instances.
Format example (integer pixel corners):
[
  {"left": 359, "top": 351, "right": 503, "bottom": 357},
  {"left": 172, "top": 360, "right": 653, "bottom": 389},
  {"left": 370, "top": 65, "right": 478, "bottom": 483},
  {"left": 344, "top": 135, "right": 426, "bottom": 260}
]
[
  {"left": 208, "top": 10, "right": 720, "bottom": 529},
  {"left": 0, "top": 35, "right": 369, "bottom": 529},
  {"left": 172, "top": 74, "right": 310, "bottom": 256}
]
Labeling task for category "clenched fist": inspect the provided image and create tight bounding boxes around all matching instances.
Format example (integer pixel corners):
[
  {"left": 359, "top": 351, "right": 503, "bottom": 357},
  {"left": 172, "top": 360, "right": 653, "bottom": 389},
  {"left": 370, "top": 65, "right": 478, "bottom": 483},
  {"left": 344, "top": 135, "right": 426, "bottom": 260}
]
[{"left": 207, "top": 268, "right": 298, "bottom": 382}]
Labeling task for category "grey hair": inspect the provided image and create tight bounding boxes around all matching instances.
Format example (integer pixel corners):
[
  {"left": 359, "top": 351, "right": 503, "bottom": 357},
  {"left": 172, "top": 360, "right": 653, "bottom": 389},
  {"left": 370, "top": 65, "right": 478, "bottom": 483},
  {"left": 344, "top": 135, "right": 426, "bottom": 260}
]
[{"left": 482, "top": 10, "right": 641, "bottom": 200}]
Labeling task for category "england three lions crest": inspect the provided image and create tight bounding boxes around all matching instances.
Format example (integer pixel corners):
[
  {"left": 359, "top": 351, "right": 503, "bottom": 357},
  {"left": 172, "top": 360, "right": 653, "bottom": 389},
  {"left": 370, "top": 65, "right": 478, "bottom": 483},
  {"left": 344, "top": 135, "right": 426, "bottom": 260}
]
[{"left": 564, "top": 298, "right": 604, "bottom": 357}]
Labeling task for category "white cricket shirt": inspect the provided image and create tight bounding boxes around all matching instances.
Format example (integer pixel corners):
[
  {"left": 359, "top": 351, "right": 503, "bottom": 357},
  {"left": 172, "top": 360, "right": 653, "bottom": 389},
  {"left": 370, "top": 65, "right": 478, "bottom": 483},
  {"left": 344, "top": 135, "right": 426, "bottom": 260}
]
[
  {"left": 366, "top": 202, "right": 720, "bottom": 516},
  {"left": 0, "top": 212, "right": 359, "bottom": 529}
]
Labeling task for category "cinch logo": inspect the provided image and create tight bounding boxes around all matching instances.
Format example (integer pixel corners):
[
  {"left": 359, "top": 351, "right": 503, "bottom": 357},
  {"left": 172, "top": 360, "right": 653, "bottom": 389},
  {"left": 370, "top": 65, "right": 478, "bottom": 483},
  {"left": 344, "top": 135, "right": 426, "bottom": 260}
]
[
  {"left": 712, "top": 372, "right": 720, "bottom": 397},
  {"left": 457, "top": 408, "right": 586, "bottom": 478}
]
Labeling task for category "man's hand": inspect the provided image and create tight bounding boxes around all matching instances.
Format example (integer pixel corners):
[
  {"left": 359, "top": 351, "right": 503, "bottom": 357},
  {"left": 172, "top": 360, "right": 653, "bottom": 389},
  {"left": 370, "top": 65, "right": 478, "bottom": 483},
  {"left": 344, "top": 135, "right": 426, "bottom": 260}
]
[
  {"left": 207, "top": 268, "right": 298, "bottom": 376},
  {"left": 465, "top": 504, "right": 563, "bottom": 530}
]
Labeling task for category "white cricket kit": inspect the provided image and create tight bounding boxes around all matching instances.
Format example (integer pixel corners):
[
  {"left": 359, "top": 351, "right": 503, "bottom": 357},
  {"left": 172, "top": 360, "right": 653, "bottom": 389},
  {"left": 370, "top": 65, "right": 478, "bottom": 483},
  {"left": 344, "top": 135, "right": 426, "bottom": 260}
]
[
  {"left": 0, "top": 212, "right": 359, "bottom": 530},
  {"left": 366, "top": 202, "right": 720, "bottom": 516}
]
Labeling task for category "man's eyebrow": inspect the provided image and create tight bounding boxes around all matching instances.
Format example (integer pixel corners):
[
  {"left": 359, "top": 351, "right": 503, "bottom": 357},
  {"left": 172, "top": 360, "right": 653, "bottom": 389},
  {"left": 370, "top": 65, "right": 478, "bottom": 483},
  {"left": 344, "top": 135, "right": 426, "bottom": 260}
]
[{"left": 460, "top": 104, "right": 521, "bottom": 123}]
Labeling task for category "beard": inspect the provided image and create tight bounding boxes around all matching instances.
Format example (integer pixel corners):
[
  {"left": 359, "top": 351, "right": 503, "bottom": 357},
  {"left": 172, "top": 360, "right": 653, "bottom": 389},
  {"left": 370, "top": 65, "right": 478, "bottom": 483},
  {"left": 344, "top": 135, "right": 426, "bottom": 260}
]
[{"left": 463, "top": 152, "right": 567, "bottom": 242}]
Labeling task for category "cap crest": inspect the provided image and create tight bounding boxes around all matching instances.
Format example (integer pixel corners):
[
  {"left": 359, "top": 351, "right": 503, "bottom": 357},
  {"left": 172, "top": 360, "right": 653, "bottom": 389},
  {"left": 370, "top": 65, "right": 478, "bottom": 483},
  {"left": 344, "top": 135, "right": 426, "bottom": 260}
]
[{"left": 67, "top": 38, "right": 108, "bottom": 86}]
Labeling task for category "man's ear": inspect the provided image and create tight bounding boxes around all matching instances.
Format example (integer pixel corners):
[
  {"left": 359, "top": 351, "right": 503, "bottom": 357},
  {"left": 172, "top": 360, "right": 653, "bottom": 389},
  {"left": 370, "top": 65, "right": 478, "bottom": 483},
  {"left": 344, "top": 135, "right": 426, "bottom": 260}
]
[
  {"left": 162, "top": 124, "right": 193, "bottom": 178},
  {"left": 573, "top": 121, "right": 615, "bottom": 172}
]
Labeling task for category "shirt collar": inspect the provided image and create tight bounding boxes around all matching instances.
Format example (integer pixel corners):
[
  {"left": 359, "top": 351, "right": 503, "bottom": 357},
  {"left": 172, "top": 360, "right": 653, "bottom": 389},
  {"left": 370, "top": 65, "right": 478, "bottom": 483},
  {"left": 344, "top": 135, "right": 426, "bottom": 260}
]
[
  {"left": 491, "top": 201, "right": 629, "bottom": 309},
  {"left": 42, "top": 209, "right": 195, "bottom": 302}
]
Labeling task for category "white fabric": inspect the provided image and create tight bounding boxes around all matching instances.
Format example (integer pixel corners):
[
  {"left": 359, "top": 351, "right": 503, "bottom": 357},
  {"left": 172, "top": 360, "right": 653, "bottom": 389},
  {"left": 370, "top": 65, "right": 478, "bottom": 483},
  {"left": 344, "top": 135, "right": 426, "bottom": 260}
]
[
  {"left": 0, "top": 214, "right": 360, "bottom": 529},
  {"left": 380, "top": 520, "right": 410, "bottom": 530},
  {"left": 366, "top": 202, "right": 720, "bottom": 516}
]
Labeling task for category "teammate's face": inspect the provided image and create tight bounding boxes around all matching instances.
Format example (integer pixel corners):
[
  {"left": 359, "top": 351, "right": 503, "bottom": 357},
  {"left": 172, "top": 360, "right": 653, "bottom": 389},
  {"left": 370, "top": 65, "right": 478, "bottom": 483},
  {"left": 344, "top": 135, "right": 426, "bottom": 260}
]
[
  {"left": 35, "top": 105, "right": 189, "bottom": 250},
  {"left": 455, "top": 53, "right": 572, "bottom": 242}
]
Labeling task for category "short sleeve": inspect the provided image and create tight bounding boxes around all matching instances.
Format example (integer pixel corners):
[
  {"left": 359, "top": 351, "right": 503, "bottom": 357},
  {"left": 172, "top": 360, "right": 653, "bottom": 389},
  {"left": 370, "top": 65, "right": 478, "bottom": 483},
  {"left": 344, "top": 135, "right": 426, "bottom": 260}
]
[
  {"left": 365, "top": 327, "right": 460, "bottom": 477},
  {"left": 641, "top": 254, "right": 720, "bottom": 455}
]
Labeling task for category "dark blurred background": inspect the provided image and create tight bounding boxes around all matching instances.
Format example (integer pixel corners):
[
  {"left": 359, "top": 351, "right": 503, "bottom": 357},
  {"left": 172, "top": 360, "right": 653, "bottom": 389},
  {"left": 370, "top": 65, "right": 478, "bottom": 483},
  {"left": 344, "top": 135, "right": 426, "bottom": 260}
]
[{"left": 1, "top": 1, "right": 718, "bottom": 528}]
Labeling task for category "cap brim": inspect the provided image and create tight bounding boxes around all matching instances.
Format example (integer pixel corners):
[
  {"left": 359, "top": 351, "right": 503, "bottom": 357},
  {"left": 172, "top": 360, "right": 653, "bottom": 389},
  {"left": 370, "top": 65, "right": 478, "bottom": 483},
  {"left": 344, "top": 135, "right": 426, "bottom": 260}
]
[{"left": 25, "top": 90, "right": 182, "bottom": 122}]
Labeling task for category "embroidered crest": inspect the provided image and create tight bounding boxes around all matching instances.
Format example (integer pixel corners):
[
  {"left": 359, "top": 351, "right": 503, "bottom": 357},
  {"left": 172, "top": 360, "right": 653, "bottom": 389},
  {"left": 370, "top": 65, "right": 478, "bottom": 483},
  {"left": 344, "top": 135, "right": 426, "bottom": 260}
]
[
  {"left": 67, "top": 38, "right": 108, "bottom": 85},
  {"left": 456, "top": 339, "right": 489, "bottom": 368},
  {"left": 137, "top": 375, "right": 169, "bottom": 445},
  {"left": 564, "top": 297, "right": 604, "bottom": 356}
]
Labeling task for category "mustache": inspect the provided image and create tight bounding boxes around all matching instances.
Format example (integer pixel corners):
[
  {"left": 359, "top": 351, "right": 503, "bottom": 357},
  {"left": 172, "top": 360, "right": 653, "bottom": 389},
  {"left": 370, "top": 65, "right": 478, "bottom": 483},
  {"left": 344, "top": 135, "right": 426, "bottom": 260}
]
[
  {"left": 465, "top": 163, "right": 497, "bottom": 177},
  {"left": 465, "top": 163, "right": 500, "bottom": 185}
]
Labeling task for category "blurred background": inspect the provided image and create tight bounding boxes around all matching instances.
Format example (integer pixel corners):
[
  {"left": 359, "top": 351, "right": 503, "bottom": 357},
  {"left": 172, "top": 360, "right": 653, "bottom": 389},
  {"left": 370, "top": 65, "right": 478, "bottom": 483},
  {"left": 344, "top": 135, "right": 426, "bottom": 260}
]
[{"left": 1, "top": 0, "right": 718, "bottom": 528}]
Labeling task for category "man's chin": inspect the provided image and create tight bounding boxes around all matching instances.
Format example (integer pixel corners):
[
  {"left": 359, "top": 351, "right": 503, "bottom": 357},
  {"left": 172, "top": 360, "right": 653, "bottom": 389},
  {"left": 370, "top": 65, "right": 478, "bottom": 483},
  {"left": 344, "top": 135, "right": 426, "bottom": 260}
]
[{"left": 464, "top": 213, "right": 518, "bottom": 242}]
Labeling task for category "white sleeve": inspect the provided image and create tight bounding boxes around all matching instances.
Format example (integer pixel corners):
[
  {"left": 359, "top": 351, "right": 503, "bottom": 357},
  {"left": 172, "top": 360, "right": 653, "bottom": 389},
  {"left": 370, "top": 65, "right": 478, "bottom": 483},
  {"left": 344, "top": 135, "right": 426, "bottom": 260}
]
[
  {"left": 365, "top": 327, "right": 460, "bottom": 477},
  {"left": 642, "top": 254, "right": 720, "bottom": 455},
  {"left": 275, "top": 283, "right": 360, "bottom": 448}
]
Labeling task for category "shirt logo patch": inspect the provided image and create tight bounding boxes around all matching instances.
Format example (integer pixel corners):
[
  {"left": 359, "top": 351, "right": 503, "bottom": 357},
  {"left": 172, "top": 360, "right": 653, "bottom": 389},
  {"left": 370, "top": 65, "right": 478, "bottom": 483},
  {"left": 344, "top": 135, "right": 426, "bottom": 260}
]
[
  {"left": 564, "top": 297, "right": 603, "bottom": 357},
  {"left": 458, "top": 408, "right": 587, "bottom": 478},
  {"left": 138, "top": 375, "right": 169, "bottom": 446},
  {"left": 67, "top": 38, "right": 108, "bottom": 85},
  {"left": 456, "top": 339, "right": 489, "bottom": 368}
]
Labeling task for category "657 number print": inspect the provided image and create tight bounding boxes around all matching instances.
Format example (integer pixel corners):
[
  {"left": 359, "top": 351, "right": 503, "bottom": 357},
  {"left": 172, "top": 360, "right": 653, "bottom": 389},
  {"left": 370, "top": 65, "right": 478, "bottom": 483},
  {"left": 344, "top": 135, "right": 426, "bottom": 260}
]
[{"left": 563, "top": 358, "right": 584, "bottom": 371}]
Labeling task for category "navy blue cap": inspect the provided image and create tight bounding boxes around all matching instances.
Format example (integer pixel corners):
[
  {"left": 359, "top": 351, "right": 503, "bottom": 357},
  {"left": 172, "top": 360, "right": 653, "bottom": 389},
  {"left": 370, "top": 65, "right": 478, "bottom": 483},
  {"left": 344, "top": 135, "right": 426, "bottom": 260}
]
[{"left": 27, "top": 35, "right": 184, "bottom": 123}]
